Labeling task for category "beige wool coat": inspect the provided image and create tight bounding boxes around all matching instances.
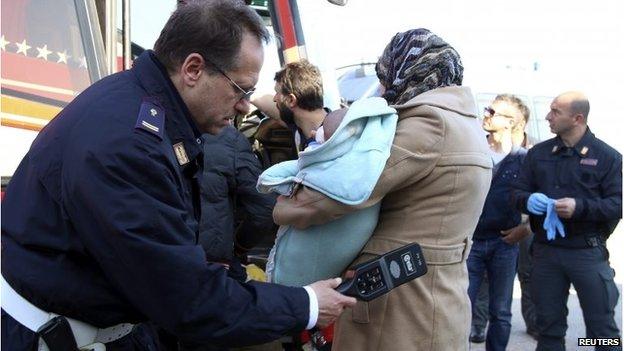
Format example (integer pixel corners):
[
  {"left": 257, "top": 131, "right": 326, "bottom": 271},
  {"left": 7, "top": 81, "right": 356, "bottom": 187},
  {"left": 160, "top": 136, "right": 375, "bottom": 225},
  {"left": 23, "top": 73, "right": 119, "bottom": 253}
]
[{"left": 273, "top": 86, "right": 493, "bottom": 351}]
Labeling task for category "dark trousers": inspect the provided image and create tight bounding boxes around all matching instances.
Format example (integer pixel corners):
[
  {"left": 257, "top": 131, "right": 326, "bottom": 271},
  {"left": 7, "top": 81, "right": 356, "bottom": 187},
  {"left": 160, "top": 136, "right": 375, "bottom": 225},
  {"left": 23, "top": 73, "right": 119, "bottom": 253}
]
[
  {"left": 472, "top": 275, "right": 489, "bottom": 330},
  {"left": 531, "top": 243, "right": 622, "bottom": 351},
  {"left": 473, "top": 233, "right": 539, "bottom": 335},
  {"left": 468, "top": 237, "right": 519, "bottom": 351},
  {"left": 1, "top": 310, "right": 161, "bottom": 351},
  {"left": 518, "top": 232, "right": 537, "bottom": 333}
]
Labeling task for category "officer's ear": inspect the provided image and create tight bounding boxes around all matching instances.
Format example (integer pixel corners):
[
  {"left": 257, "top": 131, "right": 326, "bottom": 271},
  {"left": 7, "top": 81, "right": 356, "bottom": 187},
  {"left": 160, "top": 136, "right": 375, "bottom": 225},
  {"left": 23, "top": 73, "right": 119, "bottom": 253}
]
[{"left": 179, "top": 53, "right": 205, "bottom": 87}]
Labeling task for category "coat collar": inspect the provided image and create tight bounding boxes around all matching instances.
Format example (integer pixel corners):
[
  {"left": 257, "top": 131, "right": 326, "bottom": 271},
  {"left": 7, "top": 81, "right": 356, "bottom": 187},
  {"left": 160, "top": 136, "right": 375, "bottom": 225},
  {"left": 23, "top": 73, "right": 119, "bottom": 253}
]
[
  {"left": 392, "top": 86, "right": 478, "bottom": 120},
  {"left": 551, "top": 128, "right": 594, "bottom": 157},
  {"left": 132, "top": 50, "right": 203, "bottom": 169}
]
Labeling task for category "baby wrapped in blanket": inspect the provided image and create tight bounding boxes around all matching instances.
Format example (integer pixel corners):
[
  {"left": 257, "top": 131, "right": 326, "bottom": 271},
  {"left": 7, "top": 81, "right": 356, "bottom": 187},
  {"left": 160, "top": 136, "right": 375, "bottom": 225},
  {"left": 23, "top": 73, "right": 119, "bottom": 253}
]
[{"left": 257, "top": 97, "right": 397, "bottom": 286}]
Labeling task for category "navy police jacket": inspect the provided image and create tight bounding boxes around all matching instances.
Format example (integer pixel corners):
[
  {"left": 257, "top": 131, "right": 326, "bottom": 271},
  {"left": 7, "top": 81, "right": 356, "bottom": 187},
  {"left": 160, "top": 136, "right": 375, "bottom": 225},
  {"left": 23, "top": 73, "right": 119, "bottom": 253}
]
[
  {"left": 473, "top": 148, "right": 527, "bottom": 240},
  {"left": 1, "top": 51, "right": 308, "bottom": 347},
  {"left": 512, "top": 129, "right": 622, "bottom": 247}
]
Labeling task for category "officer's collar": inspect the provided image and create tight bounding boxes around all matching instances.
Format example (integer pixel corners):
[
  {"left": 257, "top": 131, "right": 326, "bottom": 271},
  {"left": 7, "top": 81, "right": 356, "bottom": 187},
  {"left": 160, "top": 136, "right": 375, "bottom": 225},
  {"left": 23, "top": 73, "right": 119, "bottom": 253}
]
[
  {"left": 132, "top": 51, "right": 203, "bottom": 168},
  {"left": 552, "top": 128, "right": 594, "bottom": 157}
]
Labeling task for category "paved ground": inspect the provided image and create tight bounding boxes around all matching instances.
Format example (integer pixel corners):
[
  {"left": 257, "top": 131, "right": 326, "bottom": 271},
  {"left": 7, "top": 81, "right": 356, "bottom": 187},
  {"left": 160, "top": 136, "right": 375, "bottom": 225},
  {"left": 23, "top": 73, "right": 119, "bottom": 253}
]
[{"left": 470, "top": 231, "right": 623, "bottom": 351}]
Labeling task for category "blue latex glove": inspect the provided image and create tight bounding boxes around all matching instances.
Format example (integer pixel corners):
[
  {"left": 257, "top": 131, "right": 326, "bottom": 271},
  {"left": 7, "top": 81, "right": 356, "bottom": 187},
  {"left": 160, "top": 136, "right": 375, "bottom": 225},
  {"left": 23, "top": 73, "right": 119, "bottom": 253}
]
[
  {"left": 543, "top": 201, "right": 566, "bottom": 241},
  {"left": 527, "top": 193, "right": 550, "bottom": 215}
]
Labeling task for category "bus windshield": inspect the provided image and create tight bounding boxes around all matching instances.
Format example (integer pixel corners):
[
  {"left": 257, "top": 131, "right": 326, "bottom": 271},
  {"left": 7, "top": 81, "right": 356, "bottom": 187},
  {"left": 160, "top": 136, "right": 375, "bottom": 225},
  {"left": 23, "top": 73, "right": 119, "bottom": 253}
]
[{"left": 1, "top": 0, "right": 97, "bottom": 131}]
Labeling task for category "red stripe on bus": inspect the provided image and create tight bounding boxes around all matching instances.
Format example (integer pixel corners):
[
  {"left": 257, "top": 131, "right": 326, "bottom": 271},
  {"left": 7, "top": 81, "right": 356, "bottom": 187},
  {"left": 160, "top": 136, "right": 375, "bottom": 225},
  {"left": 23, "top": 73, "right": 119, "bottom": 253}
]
[
  {"left": 275, "top": 0, "right": 298, "bottom": 49},
  {"left": 1, "top": 52, "right": 90, "bottom": 96}
]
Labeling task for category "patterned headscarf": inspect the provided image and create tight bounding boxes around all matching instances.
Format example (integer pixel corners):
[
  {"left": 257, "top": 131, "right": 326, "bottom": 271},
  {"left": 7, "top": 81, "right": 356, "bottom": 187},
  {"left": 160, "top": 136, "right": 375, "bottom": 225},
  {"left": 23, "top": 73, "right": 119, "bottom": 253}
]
[{"left": 376, "top": 28, "right": 463, "bottom": 105}]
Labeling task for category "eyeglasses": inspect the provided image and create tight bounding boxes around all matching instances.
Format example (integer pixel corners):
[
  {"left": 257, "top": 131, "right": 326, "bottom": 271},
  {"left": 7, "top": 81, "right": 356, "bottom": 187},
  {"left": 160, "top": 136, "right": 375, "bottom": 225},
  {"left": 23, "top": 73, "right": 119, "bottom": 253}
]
[
  {"left": 483, "top": 106, "right": 514, "bottom": 119},
  {"left": 202, "top": 55, "right": 255, "bottom": 101}
]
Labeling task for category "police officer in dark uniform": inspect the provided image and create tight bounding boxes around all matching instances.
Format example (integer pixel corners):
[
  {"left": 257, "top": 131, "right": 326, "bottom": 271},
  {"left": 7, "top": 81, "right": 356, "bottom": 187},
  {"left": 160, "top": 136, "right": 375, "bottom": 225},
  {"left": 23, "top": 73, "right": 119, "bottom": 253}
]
[
  {"left": 513, "top": 91, "right": 622, "bottom": 351},
  {"left": 0, "top": 2, "right": 355, "bottom": 351}
]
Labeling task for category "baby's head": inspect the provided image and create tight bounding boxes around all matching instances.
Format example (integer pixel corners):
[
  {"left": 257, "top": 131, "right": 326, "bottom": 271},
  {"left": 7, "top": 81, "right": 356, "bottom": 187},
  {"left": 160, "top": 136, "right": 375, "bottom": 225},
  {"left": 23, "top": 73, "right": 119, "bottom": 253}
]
[{"left": 314, "top": 108, "right": 347, "bottom": 144}]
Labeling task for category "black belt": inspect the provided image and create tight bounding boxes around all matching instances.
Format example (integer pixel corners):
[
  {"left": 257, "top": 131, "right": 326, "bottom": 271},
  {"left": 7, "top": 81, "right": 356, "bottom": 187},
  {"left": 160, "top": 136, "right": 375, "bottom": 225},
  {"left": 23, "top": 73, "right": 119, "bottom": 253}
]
[{"left": 534, "top": 232, "right": 605, "bottom": 248}]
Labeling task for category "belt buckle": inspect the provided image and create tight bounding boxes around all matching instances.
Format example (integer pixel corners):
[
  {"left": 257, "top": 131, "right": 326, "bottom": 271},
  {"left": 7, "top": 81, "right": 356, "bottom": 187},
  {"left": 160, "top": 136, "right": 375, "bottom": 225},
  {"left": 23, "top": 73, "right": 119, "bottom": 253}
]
[
  {"left": 586, "top": 236, "right": 599, "bottom": 247},
  {"left": 37, "top": 316, "right": 79, "bottom": 351}
]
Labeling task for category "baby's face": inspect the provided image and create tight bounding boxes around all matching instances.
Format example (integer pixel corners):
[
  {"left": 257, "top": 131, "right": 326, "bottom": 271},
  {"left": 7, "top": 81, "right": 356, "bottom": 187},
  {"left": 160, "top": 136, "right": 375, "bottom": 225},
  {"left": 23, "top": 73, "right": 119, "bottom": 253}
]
[
  {"left": 314, "top": 125, "right": 328, "bottom": 144},
  {"left": 315, "top": 108, "right": 348, "bottom": 144}
]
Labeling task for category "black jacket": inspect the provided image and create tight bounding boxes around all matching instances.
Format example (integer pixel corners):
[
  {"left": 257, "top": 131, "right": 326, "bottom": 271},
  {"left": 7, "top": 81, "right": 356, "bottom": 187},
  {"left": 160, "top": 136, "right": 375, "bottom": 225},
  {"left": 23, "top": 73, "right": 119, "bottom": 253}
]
[
  {"left": 199, "top": 126, "right": 277, "bottom": 266},
  {"left": 512, "top": 129, "right": 622, "bottom": 247},
  {"left": 473, "top": 148, "right": 527, "bottom": 240}
]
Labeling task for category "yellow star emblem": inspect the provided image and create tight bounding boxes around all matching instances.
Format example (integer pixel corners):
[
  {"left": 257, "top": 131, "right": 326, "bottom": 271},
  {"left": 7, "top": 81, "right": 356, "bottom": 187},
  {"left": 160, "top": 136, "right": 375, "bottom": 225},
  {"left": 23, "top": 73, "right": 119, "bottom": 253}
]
[
  {"left": 0, "top": 35, "right": 9, "bottom": 51},
  {"left": 56, "top": 50, "right": 70, "bottom": 64},
  {"left": 15, "top": 39, "right": 31, "bottom": 56},
  {"left": 36, "top": 45, "right": 52, "bottom": 60}
]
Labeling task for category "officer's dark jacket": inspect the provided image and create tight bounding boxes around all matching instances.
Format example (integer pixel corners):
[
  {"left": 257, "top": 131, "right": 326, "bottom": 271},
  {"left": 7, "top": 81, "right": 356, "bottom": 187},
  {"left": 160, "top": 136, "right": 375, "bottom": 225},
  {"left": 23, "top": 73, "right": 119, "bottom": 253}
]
[
  {"left": 199, "top": 126, "right": 277, "bottom": 264},
  {"left": 1, "top": 51, "right": 308, "bottom": 347},
  {"left": 512, "top": 129, "right": 622, "bottom": 247},
  {"left": 473, "top": 148, "right": 527, "bottom": 240}
]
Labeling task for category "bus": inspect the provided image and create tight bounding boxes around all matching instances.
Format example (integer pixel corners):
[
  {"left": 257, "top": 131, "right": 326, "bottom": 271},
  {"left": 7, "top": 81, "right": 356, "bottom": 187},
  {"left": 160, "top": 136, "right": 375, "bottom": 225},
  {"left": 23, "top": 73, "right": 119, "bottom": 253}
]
[{"left": 0, "top": 0, "right": 345, "bottom": 190}]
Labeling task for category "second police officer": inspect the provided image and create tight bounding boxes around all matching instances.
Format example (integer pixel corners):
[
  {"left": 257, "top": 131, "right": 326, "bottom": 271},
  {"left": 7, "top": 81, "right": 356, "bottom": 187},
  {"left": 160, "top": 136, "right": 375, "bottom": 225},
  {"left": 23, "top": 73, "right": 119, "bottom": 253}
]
[{"left": 513, "top": 91, "right": 622, "bottom": 351}]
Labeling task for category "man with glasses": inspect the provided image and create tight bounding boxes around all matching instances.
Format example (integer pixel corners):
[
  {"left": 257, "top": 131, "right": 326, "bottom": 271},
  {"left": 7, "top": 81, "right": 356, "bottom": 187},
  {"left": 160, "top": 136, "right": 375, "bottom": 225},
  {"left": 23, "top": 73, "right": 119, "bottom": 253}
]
[
  {"left": 467, "top": 94, "right": 532, "bottom": 350},
  {"left": 471, "top": 95, "right": 540, "bottom": 344},
  {"left": 1, "top": 2, "right": 355, "bottom": 351}
]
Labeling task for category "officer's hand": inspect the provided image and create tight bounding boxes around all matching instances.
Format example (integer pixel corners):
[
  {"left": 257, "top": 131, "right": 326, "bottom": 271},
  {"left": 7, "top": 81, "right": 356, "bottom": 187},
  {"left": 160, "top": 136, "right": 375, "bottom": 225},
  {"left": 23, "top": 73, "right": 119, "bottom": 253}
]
[
  {"left": 500, "top": 223, "right": 531, "bottom": 244},
  {"left": 527, "top": 193, "right": 550, "bottom": 215},
  {"left": 554, "top": 197, "right": 576, "bottom": 219},
  {"left": 309, "top": 278, "right": 356, "bottom": 328}
]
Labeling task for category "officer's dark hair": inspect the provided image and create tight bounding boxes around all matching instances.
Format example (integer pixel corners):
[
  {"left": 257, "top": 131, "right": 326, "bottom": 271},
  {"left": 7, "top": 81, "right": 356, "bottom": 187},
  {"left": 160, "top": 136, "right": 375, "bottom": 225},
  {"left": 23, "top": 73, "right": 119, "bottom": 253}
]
[
  {"left": 570, "top": 98, "right": 590, "bottom": 121},
  {"left": 154, "top": 0, "right": 269, "bottom": 74},
  {"left": 274, "top": 60, "right": 324, "bottom": 111},
  {"left": 494, "top": 94, "right": 530, "bottom": 125}
]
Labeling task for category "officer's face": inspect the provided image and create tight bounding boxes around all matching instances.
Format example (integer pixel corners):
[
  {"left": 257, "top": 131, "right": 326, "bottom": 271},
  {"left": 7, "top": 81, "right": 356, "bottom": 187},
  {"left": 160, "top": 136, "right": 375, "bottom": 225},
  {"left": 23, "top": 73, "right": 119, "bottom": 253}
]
[
  {"left": 546, "top": 98, "right": 577, "bottom": 135},
  {"left": 188, "top": 33, "right": 264, "bottom": 135}
]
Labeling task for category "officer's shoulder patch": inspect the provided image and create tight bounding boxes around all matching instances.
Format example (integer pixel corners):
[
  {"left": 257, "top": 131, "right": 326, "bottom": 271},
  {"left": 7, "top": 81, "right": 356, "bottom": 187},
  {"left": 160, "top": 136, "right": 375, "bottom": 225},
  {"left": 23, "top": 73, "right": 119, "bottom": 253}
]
[{"left": 135, "top": 97, "right": 165, "bottom": 140}]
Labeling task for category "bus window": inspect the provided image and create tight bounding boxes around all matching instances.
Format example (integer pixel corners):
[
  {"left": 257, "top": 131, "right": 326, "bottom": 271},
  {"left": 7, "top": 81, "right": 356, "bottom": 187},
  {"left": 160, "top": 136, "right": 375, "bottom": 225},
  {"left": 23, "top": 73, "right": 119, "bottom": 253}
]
[
  {"left": 335, "top": 63, "right": 381, "bottom": 105},
  {"left": 1, "top": 0, "right": 101, "bottom": 131}
]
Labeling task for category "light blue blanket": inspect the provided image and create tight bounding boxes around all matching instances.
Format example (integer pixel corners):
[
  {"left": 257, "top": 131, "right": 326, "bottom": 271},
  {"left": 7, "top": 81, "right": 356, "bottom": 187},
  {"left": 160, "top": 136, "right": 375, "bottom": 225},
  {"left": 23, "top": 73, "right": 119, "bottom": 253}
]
[{"left": 257, "top": 97, "right": 398, "bottom": 286}]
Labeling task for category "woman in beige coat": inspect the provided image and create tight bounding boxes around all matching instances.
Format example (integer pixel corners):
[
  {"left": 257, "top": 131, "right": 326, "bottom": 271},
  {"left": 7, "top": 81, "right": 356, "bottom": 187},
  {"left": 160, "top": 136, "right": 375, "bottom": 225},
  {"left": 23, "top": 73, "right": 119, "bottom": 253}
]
[{"left": 273, "top": 29, "right": 492, "bottom": 351}]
